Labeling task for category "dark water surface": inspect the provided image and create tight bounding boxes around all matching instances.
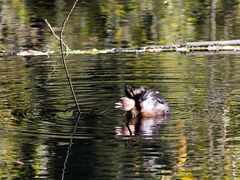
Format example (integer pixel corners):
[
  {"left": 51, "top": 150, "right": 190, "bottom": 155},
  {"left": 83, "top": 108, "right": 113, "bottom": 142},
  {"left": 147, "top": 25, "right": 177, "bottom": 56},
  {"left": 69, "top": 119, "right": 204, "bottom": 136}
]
[{"left": 1, "top": 1, "right": 240, "bottom": 179}]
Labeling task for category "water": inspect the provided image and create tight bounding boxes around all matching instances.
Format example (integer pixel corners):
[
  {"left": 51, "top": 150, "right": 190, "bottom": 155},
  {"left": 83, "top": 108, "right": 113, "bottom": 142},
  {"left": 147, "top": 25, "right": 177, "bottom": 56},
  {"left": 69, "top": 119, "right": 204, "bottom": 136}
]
[{"left": 1, "top": 1, "right": 240, "bottom": 179}]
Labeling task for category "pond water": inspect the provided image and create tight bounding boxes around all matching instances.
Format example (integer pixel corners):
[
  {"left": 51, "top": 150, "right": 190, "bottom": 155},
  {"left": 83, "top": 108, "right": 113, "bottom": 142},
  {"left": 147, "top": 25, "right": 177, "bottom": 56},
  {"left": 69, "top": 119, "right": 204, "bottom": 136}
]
[{"left": 1, "top": 1, "right": 240, "bottom": 179}]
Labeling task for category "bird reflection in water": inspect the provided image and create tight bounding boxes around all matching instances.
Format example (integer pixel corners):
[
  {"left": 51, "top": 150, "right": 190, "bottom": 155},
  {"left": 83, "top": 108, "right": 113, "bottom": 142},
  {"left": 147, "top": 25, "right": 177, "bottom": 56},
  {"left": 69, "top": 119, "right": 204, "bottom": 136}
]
[{"left": 115, "top": 115, "right": 169, "bottom": 137}]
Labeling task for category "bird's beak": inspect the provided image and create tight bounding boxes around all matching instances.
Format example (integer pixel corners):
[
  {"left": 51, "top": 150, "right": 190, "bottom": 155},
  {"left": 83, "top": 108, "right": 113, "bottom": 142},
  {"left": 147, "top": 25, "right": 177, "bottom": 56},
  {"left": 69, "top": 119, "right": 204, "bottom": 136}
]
[{"left": 115, "top": 102, "right": 123, "bottom": 109}]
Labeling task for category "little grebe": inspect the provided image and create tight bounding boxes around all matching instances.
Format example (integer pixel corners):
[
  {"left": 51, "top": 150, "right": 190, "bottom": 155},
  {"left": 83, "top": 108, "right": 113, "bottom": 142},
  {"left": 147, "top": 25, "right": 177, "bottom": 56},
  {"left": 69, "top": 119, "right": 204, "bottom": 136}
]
[{"left": 115, "top": 85, "right": 170, "bottom": 118}]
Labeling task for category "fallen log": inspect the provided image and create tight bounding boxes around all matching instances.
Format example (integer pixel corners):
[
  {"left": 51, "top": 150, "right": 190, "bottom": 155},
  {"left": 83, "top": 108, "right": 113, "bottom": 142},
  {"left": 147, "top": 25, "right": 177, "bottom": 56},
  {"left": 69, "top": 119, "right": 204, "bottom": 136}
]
[{"left": 2, "top": 39, "right": 240, "bottom": 57}]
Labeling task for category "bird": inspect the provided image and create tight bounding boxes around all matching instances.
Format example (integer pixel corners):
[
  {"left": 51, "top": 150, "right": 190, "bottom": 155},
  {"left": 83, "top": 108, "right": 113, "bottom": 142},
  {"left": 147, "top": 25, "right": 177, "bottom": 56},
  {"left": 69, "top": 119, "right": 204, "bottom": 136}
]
[{"left": 115, "top": 85, "right": 170, "bottom": 118}]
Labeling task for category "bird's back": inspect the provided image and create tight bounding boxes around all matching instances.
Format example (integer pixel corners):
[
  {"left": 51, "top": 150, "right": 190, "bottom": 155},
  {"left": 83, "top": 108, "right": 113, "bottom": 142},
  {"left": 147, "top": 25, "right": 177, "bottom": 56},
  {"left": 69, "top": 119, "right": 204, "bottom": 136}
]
[{"left": 139, "top": 89, "right": 170, "bottom": 117}]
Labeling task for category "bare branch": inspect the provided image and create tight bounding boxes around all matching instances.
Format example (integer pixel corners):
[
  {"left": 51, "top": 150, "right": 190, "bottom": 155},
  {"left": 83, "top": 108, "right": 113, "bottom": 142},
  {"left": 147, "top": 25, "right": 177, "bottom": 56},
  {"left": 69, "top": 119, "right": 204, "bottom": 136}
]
[
  {"left": 59, "top": 0, "right": 80, "bottom": 114},
  {"left": 59, "top": 1, "right": 80, "bottom": 180},
  {"left": 44, "top": 19, "right": 71, "bottom": 52}
]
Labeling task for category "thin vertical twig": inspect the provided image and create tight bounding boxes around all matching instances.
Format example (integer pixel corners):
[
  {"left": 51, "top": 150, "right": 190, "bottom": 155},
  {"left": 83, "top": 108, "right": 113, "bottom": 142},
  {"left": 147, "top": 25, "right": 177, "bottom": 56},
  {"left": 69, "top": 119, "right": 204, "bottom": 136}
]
[
  {"left": 59, "top": 1, "right": 80, "bottom": 180},
  {"left": 59, "top": 0, "right": 80, "bottom": 113}
]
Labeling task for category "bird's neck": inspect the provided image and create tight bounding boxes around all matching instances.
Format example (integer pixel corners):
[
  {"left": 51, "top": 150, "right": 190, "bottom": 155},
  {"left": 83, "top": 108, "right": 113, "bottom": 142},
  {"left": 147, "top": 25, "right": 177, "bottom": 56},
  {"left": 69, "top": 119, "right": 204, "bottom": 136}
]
[{"left": 130, "top": 106, "right": 139, "bottom": 119}]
